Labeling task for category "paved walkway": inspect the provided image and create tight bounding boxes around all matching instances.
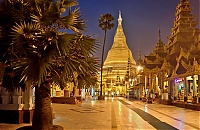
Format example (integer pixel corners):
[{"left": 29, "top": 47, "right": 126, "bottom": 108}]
[
  {"left": 0, "top": 97, "right": 199, "bottom": 130},
  {"left": 119, "top": 98, "right": 200, "bottom": 130}
]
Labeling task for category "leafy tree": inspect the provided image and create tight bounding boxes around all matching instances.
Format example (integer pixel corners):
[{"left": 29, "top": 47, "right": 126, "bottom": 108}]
[
  {"left": 0, "top": 0, "right": 99, "bottom": 129},
  {"left": 98, "top": 13, "right": 114, "bottom": 97}
]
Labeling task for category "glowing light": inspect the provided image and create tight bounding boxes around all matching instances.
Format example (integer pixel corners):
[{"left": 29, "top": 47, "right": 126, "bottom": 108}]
[
  {"left": 128, "top": 109, "right": 133, "bottom": 122},
  {"left": 118, "top": 102, "right": 122, "bottom": 115},
  {"left": 145, "top": 104, "right": 148, "bottom": 112},
  {"left": 137, "top": 66, "right": 143, "bottom": 71},
  {"left": 91, "top": 100, "right": 95, "bottom": 106}
]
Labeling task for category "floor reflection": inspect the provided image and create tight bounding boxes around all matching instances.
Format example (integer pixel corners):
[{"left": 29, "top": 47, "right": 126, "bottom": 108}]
[{"left": 145, "top": 104, "right": 148, "bottom": 112}]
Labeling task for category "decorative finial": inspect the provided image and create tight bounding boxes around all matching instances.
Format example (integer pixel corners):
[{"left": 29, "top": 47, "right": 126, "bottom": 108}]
[
  {"left": 158, "top": 29, "right": 161, "bottom": 41},
  {"left": 181, "top": 0, "right": 186, "bottom": 2},
  {"left": 119, "top": 11, "right": 121, "bottom": 19},
  {"left": 118, "top": 11, "right": 122, "bottom": 25},
  {"left": 138, "top": 51, "right": 142, "bottom": 61}
]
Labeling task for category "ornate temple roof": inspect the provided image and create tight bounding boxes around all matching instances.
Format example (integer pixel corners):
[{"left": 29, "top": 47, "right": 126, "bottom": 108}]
[
  {"left": 142, "top": 30, "right": 166, "bottom": 70},
  {"left": 139, "top": 0, "right": 200, "bottom": 78},
  {"left": 103, "top": 11, "right": 136, "bottom": 67},
  {"left": 167, "top": 0, "right": 197, "bottom": 50},
  {"left": 167, "top": 0, "right": 199, "bottom": 75}
]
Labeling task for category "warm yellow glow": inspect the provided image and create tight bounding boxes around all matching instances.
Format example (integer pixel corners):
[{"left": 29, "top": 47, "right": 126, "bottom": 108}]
[{"left": 137, "top": 66, "right": 143, "bottom": 71}]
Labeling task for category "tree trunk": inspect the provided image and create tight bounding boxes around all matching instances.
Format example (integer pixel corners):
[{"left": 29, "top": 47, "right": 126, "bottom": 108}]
[
  {"left": 100, "top": 30, "right": 107, "bottom": 96},
  {"left": 32, "top": 83, "right": 53, "bottom": 130},
  {"left": 0, "top": 62, "right": 5, "bottom": 101},
  {"left": 0, "top": 62, "right": 5, "bottom": 86}
]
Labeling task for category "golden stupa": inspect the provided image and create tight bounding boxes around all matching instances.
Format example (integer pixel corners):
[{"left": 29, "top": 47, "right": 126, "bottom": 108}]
[{"left": 102, "top": 11, "right": 137, "bottom": 96}]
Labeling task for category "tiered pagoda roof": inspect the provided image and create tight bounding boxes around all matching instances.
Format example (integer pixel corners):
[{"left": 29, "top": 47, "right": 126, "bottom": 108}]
[
  {"left": 142, "top": 30, "right": 166, "bottom": 70},
  {"left": 141, "top": 0, "right": 199, "bottom": 76},
  {"left": 166, "top": 0, "right": 199, "bottom": 75}
]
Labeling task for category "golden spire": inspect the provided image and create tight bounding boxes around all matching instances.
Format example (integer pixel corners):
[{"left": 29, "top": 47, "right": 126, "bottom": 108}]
[
  {"left": 118, "top": 11, "right": 122, "bottom": 25},
  {"left": 103, "top": 11, "right": 136, "bottom": 67},
  {"left": 158, "top": 29, "right": 161, "bottom": 42},
  {"left": 111, "top": 11, "right": 127, "bottom": 49}
]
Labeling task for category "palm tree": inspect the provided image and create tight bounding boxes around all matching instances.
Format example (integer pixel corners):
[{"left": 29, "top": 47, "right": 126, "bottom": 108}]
[
  {"left": 0, "top": 0, "right": 99, "bottom": 129},
  {"left": 98, "top": 13, "right": 114, "bottom": 98}
]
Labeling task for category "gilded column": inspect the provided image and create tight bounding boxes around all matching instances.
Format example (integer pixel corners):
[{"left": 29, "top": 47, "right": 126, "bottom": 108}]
[
  {"left": 184, "top": 77, "right": 188, "bottom": 102},
  {"left": 193, "top": 75, "right": 197, "bottom": 96},
  {"left": 198, "top": 75, "right": 200, "bottom": 103},
  {"left": 149, "top": 73, "right": 152, "bottom": 95},
  {"left": 155, "top": 74, "right": 159, "bottom": 94},
  {"left": 169, "top": 79, "right": 174, "bottom": 100},
  {"left": 144, "top": 75, "right": 147, "bottom": 96}
]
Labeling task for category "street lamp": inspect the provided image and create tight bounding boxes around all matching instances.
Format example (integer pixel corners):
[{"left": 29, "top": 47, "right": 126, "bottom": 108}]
[
  {"left": 137, "top": 65, "right": 146, "bottom": 100},
  {"left": 137, "top": 66, "right": 143, "bottom": 72}
]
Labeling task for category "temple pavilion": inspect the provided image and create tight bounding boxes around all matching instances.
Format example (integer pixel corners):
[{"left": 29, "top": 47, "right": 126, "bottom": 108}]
[
  {"left": 140, "top": 0, "right": 200, "bottom": 106},
  {"left": 99, "top": 11, "right": 137, "bottom": 96}
]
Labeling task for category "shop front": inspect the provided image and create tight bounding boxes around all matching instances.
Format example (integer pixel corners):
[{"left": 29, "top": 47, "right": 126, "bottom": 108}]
[
  {"left": 173, "top": 75, "right": 199, "bottom": 103},
  {"left": 174, "top": 78, "right": 185, "bottom": 101}
]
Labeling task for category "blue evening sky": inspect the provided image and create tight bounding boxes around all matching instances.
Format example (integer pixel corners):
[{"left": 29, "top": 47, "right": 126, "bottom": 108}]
[{"left": 78, "top": 0, "right": 199, "bottom": 62}]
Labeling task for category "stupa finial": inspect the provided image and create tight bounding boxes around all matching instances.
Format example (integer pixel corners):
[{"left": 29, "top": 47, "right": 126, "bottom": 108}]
[
  {"left": 118, "top": 11, "right": 122, "bottom": 25},
  {"left": 158, "top": 29, "right": 161, "bottom": 41}
]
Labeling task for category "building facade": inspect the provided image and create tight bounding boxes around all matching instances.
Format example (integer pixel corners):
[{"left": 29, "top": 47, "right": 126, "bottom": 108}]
[
  {"left": 0, "top": 80, "right": 35, "bottom": 123},
  {"left": 140, "top": 0, "right": 200, "bottom": 104}
]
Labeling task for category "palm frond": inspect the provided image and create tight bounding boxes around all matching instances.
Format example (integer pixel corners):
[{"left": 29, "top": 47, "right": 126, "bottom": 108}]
[
  {"left": 63, "top": 0, "right": 78, "bottom": 8},
  {"left": 78, "top": 34, "right": 99, "bottom": 56},
  {"left": 11, "top": 22, "right": 42, "bottom": 56},
  {"left": 1, "top": 0, "right": 99, "bottom": 91},
  {"left": 56, "top": 33, "right": 74, "bottom": 55},
  {"left": 98, "top": 13, "right": 114, "bottom": 31},
  {"left": 60, "top": 8, "right": 85, "bottom": 32}
]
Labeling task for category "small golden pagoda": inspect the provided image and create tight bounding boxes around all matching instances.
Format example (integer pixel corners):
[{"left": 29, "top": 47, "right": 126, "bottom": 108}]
[{"left": 101, "top": 11, "right": 137, "bottom": 96}]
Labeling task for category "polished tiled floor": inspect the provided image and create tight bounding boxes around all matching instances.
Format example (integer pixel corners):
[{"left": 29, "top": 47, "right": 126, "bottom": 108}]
[
  {"left": 118, "top": 98, "right": 200, "bottom": 130},
  {"left": 127, "top": 99, "right": 200, "bottom": 130},
  {"left": 0, "top": 96, "right": 199, "bottom": 130}
]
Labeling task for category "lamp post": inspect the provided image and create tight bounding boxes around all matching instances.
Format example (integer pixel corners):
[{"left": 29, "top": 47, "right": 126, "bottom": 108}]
[{"left": 137, "top": 65, "right": 145, "bottom": 100}]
